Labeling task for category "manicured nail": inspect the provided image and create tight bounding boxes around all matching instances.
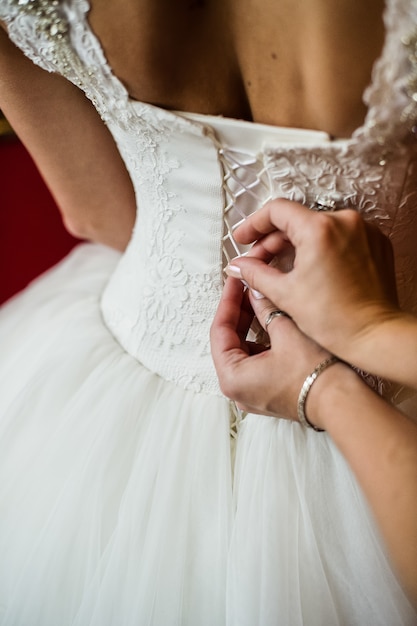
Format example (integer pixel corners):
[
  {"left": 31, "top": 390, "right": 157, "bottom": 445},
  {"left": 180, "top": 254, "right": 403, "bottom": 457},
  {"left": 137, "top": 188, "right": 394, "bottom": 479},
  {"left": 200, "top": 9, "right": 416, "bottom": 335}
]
[
  {"left": 250, "top": 288, "right": 265, "bottom": 300},
  {"left": 225, "top": 264, "right": 242, "bottom": 278}
]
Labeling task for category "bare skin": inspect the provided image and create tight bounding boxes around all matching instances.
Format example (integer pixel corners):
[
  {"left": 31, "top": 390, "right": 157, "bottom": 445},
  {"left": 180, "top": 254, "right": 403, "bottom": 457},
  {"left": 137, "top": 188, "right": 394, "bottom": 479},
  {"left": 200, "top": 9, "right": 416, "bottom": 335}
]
[
  {"left": 1, "top": 0, "right": 385, "bottom": 248},
  {"left": 0, "top": 26, "right": 137, "bottom": 250},
  {"left": 88, "top": 0, "right": 385, "bottom": 135}
]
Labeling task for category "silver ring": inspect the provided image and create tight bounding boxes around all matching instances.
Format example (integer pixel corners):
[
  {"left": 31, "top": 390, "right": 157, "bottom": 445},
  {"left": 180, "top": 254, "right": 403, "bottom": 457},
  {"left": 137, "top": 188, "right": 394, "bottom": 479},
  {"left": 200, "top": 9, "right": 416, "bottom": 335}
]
[
  {"left": 265, "top": 310, "right": 290, "bottom": 329},
  {"left": 311, "top": 198, "right": 337, "bottom": 212}
]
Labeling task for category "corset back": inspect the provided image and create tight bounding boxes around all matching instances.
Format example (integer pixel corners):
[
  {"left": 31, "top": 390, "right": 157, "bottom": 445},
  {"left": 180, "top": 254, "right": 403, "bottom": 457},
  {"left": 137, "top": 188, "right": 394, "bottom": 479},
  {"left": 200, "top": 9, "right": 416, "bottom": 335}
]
[{"left": 1, "top": 0, "right": 417, "bottom": 394}]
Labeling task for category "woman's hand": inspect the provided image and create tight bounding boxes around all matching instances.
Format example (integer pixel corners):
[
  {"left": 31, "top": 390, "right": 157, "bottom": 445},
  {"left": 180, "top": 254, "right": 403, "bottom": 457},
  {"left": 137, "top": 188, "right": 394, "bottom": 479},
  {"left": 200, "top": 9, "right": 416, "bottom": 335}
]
[
  {"left": 225, "top": 199, "right": 399, "bottom": 366},
  {"left": 211, "top": 275, "right": 334, "bottom": 422}
]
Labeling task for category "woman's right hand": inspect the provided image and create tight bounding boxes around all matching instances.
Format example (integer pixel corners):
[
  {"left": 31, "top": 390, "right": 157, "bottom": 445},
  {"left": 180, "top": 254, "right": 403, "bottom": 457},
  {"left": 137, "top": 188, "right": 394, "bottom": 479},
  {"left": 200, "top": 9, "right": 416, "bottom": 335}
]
[{"left": 226, "top": 199, "right": 400, "bottom": 366}]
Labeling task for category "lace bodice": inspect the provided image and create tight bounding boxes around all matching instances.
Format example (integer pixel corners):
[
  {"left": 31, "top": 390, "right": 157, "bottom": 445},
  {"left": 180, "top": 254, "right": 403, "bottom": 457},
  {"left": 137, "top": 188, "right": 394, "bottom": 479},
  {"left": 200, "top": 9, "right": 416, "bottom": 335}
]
[{"left": 2, "top": 0, "right": 417, "bottom": 395}]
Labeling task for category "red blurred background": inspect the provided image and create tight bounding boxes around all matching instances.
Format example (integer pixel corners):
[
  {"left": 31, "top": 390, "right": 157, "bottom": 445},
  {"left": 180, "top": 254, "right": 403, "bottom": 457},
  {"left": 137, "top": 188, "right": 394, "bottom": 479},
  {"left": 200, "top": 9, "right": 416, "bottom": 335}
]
[{"left": 0, "top": 135, "right": 79, "bottom": 304}]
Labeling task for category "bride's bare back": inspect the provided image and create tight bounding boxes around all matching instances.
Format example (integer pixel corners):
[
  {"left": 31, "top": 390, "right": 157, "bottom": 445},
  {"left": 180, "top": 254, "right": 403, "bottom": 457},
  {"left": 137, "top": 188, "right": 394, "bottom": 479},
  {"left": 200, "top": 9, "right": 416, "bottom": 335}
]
[
  {"left": 0, "top": 0, "right": 385, "bottom": 249},
  {"left": 89, "top": 0, "right": 385, "bottom": 137}
]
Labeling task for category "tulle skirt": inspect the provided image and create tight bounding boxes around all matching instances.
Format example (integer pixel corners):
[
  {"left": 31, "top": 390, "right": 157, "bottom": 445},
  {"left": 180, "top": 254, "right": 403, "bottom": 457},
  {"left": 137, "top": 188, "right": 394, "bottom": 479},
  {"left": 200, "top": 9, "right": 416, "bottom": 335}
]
[{"left": 0, "top": 244, "right": 415, "bottom": 625}]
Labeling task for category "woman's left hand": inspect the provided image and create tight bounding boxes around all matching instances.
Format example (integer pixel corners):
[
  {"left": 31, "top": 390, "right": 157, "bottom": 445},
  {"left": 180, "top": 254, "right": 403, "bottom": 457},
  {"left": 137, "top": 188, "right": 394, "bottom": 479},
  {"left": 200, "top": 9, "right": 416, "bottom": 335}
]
[{"left": 210, "top": 276, "right": 331, "bottom": 419}]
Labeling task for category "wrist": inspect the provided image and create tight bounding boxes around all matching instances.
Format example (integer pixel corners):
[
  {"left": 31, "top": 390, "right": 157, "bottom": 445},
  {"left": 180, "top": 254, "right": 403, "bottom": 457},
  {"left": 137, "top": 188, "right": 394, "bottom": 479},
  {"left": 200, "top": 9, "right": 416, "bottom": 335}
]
[
  {"left": 297, "top": 356, "right": 340, "bottom": 431},
  {"left": 304, "top": 361, "right": 362, "bottom": 432},
  {"left": 344, "top": 309, "right": 417, "bottom": 387}
]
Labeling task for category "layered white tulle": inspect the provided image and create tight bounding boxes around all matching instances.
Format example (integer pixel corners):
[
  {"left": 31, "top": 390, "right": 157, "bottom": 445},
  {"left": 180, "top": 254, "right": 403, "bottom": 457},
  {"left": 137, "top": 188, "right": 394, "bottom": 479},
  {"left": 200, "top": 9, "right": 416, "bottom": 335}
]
[
  {"left": 0, "top": 245, "right": 415, "bottom": 625},
  {"left": 0, "top": 245, "right": 233, "bottom": 625}
]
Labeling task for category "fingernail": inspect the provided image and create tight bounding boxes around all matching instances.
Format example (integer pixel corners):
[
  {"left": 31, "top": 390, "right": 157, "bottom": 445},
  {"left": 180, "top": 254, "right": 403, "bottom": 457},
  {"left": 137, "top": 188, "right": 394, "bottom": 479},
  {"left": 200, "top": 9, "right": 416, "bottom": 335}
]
[
  {"left": 225, "top": 264, "right": 242, "bottom": 278},
  {"left": 250, "top": 288, "right": 265, "bottom": 300}
]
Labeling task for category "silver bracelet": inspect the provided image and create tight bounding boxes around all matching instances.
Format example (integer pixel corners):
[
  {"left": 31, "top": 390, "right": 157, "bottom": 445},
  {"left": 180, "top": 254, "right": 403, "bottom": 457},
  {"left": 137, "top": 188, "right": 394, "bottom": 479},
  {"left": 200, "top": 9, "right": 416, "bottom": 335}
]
[{"left": 297, "top": 356, "right": 340, "bottom": 432}]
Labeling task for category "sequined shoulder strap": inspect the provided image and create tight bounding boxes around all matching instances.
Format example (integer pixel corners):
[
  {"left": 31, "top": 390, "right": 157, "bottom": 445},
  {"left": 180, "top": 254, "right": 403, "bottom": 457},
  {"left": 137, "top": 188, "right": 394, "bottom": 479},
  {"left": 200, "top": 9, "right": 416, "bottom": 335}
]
[
  {"left": 0, "top": 0, "right": 128, "bottom": 123},
  {"left": 1, "top": 1, "right": 77, "bottom": 73}
]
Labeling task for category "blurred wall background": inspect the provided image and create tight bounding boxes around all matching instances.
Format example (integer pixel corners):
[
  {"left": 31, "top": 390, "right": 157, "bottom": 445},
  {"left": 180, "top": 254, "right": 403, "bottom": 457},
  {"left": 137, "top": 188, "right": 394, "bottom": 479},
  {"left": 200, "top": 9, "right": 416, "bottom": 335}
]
[{"left": 0, "top": 112, "right": 79, "bottom": 304}]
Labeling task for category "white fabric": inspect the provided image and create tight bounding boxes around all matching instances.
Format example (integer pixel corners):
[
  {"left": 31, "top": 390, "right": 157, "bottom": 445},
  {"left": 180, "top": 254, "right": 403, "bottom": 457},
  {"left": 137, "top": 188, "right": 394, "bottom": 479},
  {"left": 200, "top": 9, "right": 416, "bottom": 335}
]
[
  {"left": 0, "top": 246, "right": 414, "bottom": 626},
  {"left": 0, "top": 0, "right": 417, "bottom": 624}
]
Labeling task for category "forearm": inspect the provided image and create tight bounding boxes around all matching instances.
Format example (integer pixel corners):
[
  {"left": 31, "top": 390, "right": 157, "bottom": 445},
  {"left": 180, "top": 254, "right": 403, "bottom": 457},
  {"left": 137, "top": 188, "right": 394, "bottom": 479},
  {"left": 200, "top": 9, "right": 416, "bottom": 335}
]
[
  {"left": 0, "top": 27, "right": 136, "bottom": 250},
  {"left": 342, "top": 311, "right": 417, "bottom": 391},
  {"left": 309, "top": 364, "right": 417, "bottom": 604}
]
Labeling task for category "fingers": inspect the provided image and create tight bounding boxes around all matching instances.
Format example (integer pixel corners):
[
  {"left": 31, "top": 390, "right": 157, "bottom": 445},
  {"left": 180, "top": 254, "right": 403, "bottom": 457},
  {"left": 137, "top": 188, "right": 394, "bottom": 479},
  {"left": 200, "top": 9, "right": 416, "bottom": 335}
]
[
  {"left": 233, "top": 198, "right": 314, "bottom": 246},
  {"left": 226, "top": 256, "right": 290, "bottom": 313},
  {"left": 210, "top": 279, "right": 273, "bottom": 409},
  {"left": 247, "top": 230, "right": 292, "bottom": 262},
  {"left": 210, "top": 277, "right": 247, "bottom": 355},
  {"left": 248, "top": 288, "right": 293, "bottom": 345}
]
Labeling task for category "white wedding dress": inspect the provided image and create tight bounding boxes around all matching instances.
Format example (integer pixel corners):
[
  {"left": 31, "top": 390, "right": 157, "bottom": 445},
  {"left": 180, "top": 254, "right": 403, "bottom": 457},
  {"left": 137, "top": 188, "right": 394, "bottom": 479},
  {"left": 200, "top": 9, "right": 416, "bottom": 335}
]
[{"left": 1, "top": 0, "right": 417, "bottom": 624}]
